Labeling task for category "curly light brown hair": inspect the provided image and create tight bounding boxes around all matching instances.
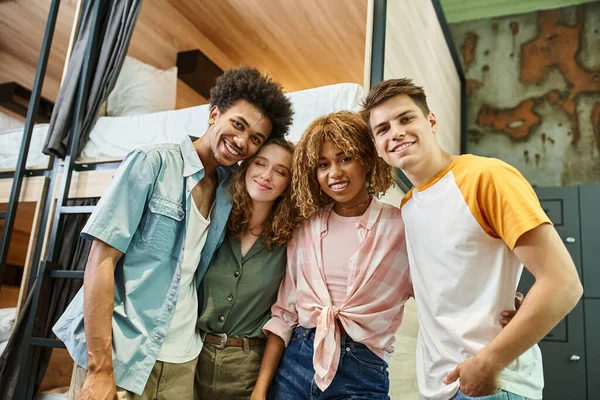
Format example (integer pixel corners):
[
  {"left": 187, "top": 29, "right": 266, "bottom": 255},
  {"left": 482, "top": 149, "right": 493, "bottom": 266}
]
[
  {"left": 227, "top": 138, "right": 299, "bottom": 249},
  {"left": 292, "top": 111, "right": 394, "bottom": 219}
]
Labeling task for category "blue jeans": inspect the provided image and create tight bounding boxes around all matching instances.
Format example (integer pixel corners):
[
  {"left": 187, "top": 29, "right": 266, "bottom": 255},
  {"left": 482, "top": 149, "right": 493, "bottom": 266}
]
[
  {"left": 268, "top": 326, "right": 390, "bottom": 400},
  {"left": 452, "top": 389, "right": 532, "bottom": 400}
]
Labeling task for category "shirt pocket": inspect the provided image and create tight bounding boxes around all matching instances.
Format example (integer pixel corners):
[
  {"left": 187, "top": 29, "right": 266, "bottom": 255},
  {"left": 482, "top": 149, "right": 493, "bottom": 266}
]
[{"left": 140, "top": 196, "right": 185, "bottom": 258}]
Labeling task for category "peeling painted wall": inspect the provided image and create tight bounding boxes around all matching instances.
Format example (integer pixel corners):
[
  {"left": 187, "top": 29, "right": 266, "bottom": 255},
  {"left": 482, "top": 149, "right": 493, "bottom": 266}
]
[{"left": 450, "top": 3, "right": 600, "bottom": 186}]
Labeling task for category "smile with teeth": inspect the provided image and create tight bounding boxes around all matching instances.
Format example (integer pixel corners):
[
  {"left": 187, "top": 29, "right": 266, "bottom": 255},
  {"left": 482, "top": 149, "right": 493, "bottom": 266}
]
[
  {"left": 329, "top": 182, "right": 349, "bottom": 191},
  {"left": 224, "top": 140, "right": 242, "bottom": 157},
  {"left": 392, "top": 142, "right": 414, "bottom": 153}
]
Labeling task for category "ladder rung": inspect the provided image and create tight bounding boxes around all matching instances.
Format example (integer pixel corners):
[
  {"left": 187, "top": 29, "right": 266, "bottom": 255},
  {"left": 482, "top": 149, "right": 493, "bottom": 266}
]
[
  {"left": 48, "top": 270, "right": 84, "bottom": 279},
  {"left": 0, "top": 211, "right": 6, "bottom": 219},
  {"left": 30, "top": 338, "right": 66, "bottom": 349},
  {"left": 58, "top": 205, "right": 96, "bottom": 214}
]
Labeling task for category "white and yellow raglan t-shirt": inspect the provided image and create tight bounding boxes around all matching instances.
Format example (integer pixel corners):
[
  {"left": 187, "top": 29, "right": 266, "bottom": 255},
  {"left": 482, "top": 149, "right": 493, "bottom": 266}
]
[{"left": 401, "top": 154, "right": 550, "bottom": 400}]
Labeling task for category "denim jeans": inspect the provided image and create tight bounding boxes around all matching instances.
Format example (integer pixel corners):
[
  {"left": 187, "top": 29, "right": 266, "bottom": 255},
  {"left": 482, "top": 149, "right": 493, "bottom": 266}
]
[
  {"left": 268, "top": 326, "right": 390, "bottom": 400},
  {"left": 452, "top": 389, "right": 532, "bottom": 400}
]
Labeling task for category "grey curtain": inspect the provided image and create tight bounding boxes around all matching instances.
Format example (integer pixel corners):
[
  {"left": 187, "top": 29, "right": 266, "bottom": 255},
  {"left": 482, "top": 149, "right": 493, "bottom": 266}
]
[
  {"left": 43, "top": 0, "right": 143, "bottom": 158},
  {"left": 0, "top": 198, "right": 98, "bottom": 399}
]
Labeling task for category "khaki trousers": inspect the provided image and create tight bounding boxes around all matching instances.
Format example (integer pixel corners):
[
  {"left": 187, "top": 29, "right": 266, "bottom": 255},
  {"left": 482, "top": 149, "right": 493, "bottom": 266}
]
[
  {"left": 195, "top": 341, "right": 264, "bottom": 400},
  {"left": 68, "top": 357, "right": 198, "bottom": 400}
]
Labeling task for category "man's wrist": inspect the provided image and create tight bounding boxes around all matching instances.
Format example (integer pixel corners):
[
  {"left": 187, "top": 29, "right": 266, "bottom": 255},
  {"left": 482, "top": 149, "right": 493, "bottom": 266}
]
[
  {"left": 86, "top": 353, "right": 114, "bottom": 375},
  {"left": 476, "top": 347, "right": 506, "bottom": 374}
]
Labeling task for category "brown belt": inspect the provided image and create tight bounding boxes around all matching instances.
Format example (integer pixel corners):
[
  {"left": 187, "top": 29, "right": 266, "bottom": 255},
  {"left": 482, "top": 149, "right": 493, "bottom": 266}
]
[{"left": 200, "top": 331, "right": 266, "bottom": 350}]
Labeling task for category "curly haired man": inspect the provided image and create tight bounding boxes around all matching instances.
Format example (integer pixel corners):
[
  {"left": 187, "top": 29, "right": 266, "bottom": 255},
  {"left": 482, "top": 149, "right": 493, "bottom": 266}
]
[{"left": 53, "top": 66, "right": 294, "bottom": 400}]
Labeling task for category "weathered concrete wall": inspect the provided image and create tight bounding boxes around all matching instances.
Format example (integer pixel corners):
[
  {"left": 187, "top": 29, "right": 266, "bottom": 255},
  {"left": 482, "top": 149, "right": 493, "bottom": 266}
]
[{"left": 450, "top": 3, "right": 600, "bottom": 186}]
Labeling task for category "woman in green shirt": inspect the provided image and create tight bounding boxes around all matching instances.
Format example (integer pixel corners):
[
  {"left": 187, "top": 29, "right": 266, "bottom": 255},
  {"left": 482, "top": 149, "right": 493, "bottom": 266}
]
[{"left": 195, "top": 138, "right": 298, "bottom": 399}]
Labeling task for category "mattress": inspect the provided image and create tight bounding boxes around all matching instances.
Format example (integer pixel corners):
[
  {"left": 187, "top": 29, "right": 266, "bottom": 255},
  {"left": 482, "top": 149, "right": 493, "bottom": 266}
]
[
  {"left": 0, "top": 83, "right": 365, "bottom": 170},
  {"left": 0, "top": 124, "right": 50, "bottom": 169}
]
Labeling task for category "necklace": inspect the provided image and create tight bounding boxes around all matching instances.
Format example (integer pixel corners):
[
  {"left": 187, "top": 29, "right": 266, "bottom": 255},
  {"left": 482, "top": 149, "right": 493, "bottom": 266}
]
[{"left": 334, "top": 196, "right": 371, "bottom": 210}]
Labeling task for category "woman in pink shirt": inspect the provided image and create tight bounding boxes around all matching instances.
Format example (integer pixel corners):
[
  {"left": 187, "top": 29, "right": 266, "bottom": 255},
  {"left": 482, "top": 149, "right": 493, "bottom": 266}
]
[{"left": 251, "top": 111, "right": 412, "bottom": 400}]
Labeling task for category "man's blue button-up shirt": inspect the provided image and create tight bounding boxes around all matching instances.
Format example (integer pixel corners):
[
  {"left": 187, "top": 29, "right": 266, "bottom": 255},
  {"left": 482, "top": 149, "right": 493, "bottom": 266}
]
[{"left": 53, "top": 136, "right": 234, "bottom": 394}]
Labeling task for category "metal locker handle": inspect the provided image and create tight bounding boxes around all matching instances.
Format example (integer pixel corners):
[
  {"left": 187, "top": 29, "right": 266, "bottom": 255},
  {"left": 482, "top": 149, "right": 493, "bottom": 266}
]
[
  {"left": 565, "top": 237, "right": 576, "bottom": 243},
  {"left": 570, "top": 355, "right": 581, "bottom": 362}
]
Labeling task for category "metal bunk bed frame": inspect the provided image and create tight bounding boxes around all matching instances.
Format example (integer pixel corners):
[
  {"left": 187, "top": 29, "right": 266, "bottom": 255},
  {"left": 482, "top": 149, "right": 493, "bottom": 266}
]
[{"left": 0, "top": 1, "right": 115, "bottom": 398}]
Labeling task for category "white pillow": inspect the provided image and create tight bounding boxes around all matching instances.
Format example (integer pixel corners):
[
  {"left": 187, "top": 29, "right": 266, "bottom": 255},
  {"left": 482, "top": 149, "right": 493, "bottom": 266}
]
[
  {"left": 0, "top": 111, "right": 25, "bottom": 132},
  {"left": 107, "top": 56, "right": 177, "bottom": 117},
  {"left": 0, "top": 307, "right": 16, "bottom": 342}
]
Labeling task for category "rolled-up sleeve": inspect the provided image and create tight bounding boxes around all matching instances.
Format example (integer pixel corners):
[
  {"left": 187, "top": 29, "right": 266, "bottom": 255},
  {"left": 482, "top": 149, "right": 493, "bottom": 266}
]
[
  {"left": 81, "top": 150, "right": 157, "bottom": 253},
  {"left": 262, "top": 237, "right": 300, "bottom": 346}
]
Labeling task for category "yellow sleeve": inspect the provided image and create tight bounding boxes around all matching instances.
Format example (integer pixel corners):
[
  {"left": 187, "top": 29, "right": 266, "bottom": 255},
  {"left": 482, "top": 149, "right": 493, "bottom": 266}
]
[
  {"left": 400, "top": 188, "right": 414, "bottom": 208},
  {"left": 455, "top": 157, "right": 551, "bottom": 250}
]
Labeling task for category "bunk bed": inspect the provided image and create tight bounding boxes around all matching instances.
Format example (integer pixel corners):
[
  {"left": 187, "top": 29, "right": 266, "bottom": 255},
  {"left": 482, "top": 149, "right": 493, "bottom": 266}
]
[
  {"left": 0, "top": 0, "right": 465, "bottom": 399},
  {"left": 0, "top": 82, "right": 365, "bottom": 171}
]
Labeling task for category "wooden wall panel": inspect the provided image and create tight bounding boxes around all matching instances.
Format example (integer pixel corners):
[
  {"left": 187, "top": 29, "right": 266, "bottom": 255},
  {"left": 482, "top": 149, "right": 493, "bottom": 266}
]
[
  {"left": 0, "top": 285, "right": 20, "bottom": 308},
  {"left": 0, "top": 0, "right": 213, "bottom": 108},
  {"left": 0, "top": 0, "right": 367, "bottom": 111},
  {"left": 0, "top": 0, "right": 75, "bottom": 101},
  {"left": 383, "top": 0, "right": 461, "bottom": 155},
  {"left": 0, "top": 176, "right": 46, "bottom": 203},
  {"left": 160, "top": 0, "right": 368, "bottom": 93},
  {"left": 39, "top": 349, "right": 73, "bottom": 393},
  {"left": 0, "top": 202, "right": 36, "bottom": 267},
  {"left": 176, "top": 73, "right": 208, "bottom": 109}
]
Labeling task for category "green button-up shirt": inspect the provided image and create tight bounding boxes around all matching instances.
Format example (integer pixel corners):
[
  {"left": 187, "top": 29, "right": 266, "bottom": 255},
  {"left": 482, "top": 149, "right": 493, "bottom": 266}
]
[{"left": 198, "top": 233, "right": 286, "bottom": 338}]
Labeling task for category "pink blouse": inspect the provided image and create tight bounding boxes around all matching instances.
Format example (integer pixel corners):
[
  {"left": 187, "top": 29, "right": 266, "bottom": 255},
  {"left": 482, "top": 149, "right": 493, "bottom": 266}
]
[{"left": 263, "top": 198, "right": 412, "bottom": 390}]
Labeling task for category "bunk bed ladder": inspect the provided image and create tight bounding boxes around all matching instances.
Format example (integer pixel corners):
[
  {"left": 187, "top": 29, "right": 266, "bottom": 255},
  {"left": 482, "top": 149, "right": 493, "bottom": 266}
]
[
  {"left": 15, "top": 0, "right": 103, "bottom": 399},
  {"left": 0, "top": 0, "right": 59, "bottom": 292}
]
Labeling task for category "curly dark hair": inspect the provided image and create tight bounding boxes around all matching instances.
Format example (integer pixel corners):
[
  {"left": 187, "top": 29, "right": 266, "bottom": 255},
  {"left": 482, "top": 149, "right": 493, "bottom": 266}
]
[{"left": 209, "top": 66, "right": 294, "bottom": 140}]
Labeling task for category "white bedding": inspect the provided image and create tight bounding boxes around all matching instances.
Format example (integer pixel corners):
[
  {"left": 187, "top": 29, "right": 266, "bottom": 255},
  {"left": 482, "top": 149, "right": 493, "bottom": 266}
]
[
  {"left": 0, "top": 307, "right": 15, "bottom": 358},
  {"left": 0, "top": 83, "right": 365, "bottom": 170}
]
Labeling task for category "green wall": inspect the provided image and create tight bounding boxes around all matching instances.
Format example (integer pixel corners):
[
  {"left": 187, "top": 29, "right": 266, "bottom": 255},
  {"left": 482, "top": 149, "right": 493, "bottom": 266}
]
[{"left": 440, "top": 0, "right": 598, "bottom": 22}]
